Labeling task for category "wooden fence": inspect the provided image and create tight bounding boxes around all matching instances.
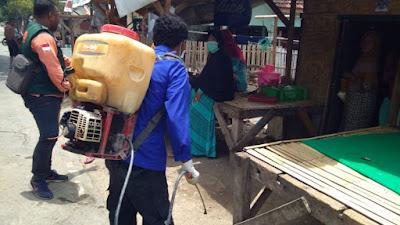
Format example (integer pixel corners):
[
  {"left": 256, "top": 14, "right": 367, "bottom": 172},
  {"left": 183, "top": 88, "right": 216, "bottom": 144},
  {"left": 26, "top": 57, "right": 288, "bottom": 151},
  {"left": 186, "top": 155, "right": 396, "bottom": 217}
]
[{"left": 139, "top": 34, "right": 298, "bottom": 82}]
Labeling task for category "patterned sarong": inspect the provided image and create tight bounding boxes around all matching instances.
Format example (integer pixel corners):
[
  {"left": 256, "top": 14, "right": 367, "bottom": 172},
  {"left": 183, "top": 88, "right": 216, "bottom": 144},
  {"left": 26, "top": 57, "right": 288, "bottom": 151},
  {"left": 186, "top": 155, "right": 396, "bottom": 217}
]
[{"left": 189, "top": 89, "right": 216, "bottom": 157}]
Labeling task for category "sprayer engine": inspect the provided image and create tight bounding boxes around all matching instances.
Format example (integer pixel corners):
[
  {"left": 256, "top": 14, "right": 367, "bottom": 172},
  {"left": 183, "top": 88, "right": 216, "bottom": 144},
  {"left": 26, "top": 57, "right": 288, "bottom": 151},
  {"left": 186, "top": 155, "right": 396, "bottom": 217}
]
[{"left": 61, "top": 104, "right": 136, "bottom": 160}]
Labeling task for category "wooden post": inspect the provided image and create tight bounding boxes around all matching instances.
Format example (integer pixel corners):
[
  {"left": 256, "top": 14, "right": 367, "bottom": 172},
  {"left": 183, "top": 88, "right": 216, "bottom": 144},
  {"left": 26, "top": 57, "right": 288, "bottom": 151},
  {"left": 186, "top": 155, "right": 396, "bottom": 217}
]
[
  {"left": 273, "top": 17, "right": 278, "bottom": 67},
  {"left": 69, "top": 18, "right": 75, "bottom": 51},
  {"left": 61, "top": 20, "right": 66, "bottom": 47},
  {"left": 164, "top": 0, "right": 171, "bottom": 14},
  {"left": 387, "top": 59, "right": 400, "bottom": 126},
  {"left": 233, "top": 153, "right": 252, "bottom": 224},
  {"left": 297, "top": 108, "right": 317, "bottom": 137},
  {"left": 284, "top": 0, "right": 296, "bottom": 83},
  {"left": 232, "top": 111, "right": 275, "bottom": 152}
]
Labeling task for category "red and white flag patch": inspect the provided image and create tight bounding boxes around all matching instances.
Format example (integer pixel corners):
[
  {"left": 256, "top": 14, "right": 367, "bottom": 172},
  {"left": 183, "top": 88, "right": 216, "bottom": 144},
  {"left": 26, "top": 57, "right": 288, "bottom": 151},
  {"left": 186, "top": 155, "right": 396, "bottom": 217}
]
[{"left": 41, "top": 44, "right": 51, "bottom": 51}]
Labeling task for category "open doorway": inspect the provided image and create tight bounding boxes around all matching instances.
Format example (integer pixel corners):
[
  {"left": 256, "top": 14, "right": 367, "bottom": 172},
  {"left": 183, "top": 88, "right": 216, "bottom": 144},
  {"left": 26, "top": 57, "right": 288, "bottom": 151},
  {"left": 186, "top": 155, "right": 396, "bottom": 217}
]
[{"left": 324, "top": 15, "right": 400, "bottom": 134}]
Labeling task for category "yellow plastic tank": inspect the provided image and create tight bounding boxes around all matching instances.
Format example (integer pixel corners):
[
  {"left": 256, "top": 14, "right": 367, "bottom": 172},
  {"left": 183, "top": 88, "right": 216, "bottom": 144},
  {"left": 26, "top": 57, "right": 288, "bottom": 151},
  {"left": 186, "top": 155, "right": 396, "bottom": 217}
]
[{"left": 69, "top": 25, "right": 155, "bottom": 114}]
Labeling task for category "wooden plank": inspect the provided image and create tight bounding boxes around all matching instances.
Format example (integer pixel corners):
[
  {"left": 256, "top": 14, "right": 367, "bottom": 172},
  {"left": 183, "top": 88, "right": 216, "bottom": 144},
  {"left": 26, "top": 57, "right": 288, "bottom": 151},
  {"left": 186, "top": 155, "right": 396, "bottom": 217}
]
[
  {"left": 248, "top": 149, "right": 399, "bottom": 225},
  {"left": 235, "top": 197, "right": 311, "bottom": 225},
  {"left": 232, "top": 111, "right": 275, "bottom": 152},
  {"left": 249, "top": 186, "right": 272, "bottom": 218},
  {"left": 250, "top": 150, "right": 396, "bottom": 225},
  {"left": 297, "top": 108, "right": 317, "bottom": 137},
  {"left": 246, "top": 153, "right": 349, "bottom": 225},
  {"left": 290, "top": 142, "right": 400, "bottom": 197},
  {"left": 270, "top": 144, "right": 400, "bottom": 213},
  {"left": 233, "top": 153, "right": 252, "bottom": 224},
  {"left": 213, "top": 104, "right": 234, "bottom": 150},
  {"left": 342, "top": 209, "right": 380, "bottom": 225},
  {"left": 258, "top": 147, "right": 400, "bottom": 220}
]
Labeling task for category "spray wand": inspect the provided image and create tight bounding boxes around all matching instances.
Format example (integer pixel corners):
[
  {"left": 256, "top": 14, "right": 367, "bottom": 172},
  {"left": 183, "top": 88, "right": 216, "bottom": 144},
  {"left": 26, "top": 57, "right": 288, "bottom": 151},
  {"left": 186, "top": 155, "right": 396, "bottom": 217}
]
[{"left": 164, "top": 171, "right": 207, "bottom": 225}]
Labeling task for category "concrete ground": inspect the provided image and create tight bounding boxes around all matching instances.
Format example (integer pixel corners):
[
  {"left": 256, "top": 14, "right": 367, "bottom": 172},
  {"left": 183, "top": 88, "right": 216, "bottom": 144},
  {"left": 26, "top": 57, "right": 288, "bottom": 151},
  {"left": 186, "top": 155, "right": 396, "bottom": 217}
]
[
  {"left": 0, "top": 26, "right": 323, "bottom": 225},
  {"left": 0, "top": 26, "right": 233, "bottom": 225}
]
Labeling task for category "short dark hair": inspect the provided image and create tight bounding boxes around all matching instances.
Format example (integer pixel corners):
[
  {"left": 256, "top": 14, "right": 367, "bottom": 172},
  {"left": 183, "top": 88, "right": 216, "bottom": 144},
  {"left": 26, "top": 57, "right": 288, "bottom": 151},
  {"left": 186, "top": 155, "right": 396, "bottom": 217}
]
[
  {"left": 34, "top": 0, "right": 57, "bottom": 18},
  {"left": 153, "top": 14, "right": 188, "bottom": 48},
  {"left": 8, "top": 18, "right": 16, "bottom": 22}
]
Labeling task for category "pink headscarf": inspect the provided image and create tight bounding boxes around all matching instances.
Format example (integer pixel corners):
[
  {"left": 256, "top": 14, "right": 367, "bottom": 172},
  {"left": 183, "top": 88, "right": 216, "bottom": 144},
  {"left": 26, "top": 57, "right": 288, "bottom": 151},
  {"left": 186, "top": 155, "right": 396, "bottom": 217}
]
[{"left": 221, "top": 30, "right": 246, "bottom": 65}]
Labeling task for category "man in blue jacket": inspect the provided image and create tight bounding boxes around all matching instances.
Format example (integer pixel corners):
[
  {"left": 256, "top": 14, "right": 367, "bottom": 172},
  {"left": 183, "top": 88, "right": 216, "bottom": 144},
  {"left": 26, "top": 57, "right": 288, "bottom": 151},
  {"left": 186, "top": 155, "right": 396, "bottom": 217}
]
[{"left": 105, "top": 14, "right": 199, "bottom": 225}]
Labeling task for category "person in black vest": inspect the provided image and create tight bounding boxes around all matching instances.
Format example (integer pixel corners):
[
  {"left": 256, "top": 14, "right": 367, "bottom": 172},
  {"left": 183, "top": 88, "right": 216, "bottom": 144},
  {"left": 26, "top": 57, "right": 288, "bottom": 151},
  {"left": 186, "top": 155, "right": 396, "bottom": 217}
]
[{"left": 21, "top": 0, "right": 70, "bottom": 200}]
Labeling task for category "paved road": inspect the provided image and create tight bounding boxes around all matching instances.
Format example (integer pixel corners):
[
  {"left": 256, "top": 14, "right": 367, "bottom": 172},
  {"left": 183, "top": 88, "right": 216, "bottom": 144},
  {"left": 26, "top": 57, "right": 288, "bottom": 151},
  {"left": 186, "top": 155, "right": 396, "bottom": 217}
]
[{"left": 0, "top": 26, "right": 109, "bottom": 225}]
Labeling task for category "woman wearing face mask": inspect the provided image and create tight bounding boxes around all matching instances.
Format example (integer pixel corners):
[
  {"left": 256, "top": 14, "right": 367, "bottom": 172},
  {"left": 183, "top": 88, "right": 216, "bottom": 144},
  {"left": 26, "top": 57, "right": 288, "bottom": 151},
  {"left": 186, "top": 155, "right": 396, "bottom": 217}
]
[{"left": 189, "top": 30, "right": 234, "bottom": 157}]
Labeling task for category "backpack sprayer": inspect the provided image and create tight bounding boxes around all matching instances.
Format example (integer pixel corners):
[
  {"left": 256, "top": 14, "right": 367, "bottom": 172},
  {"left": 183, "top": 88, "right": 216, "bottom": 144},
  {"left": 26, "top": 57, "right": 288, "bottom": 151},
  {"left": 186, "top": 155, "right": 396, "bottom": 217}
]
[
  {"left": 60, "top": 25, "right": 153, "bottom": 160},
  {"left": 59, "top": 25, "right": 206, "bottom": 224}
]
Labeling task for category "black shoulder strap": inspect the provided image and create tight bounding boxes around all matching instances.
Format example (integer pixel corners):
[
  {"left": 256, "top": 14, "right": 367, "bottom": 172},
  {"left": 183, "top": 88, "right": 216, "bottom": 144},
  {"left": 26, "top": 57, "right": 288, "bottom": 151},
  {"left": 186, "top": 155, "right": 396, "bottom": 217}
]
[
  {"left": 131, "top": 52, "right": 184, "bottom": 150},
  {"left": 132, "top": 106, "right": 166, "bottom": 150}
]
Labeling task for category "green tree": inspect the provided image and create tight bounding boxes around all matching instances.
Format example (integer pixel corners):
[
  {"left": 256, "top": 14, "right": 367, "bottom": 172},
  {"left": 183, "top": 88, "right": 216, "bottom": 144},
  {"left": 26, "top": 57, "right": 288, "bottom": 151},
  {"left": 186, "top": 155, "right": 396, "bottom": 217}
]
[{"left": 3, "top": 0, "right": 33, "bottom": 21}]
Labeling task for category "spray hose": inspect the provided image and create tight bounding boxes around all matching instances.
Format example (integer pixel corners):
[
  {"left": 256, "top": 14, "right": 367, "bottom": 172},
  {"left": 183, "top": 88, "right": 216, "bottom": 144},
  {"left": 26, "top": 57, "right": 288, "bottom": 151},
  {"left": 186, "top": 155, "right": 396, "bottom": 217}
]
[
  {"left": 114, "top": 138, "right": 135, "bottom": 225},
  {"left": 115, "top": 138, "right": 207, "bottom": 225},
  {"left": 164, "top": 171, "right": 207, "bottom": 225}
]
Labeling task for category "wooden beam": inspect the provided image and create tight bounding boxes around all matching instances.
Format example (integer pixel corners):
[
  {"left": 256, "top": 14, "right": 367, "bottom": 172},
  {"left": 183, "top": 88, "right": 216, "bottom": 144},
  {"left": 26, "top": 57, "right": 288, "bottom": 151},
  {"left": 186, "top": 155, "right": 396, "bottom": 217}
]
[
  {"left": 273, "top": 17, "right": 278, "bottom": 66},
  {"left": 136, "top": 6, "right": 150, "bottom": 17},
  {"left": 59, "top": 15, "right": 91, "bottom": 19},
  {"left": 234, "top": 197, "right": 311, "bottom": 225},
  {"left": 109, "top": 0, "right": 116, "bottom": 24},
  {"left": 153, "top": 1, "right": 165, "bottom": 16},
  {"left": 297, "top": 108, "right": 317, "bottom": 137},
  {"left": 233, "top": 153, "right": 252, "bottom": 224},
  {"left": 175, "top": 0, "right": 190, "bottom": 14},
  {"left": 164, "top": 0, "right": 171, "bottom": 14},
  {"left": 232, "top": 111, "right": 275, "bottom": 152},
  {"left": 93, "top": 3, "right": 107, "bottom": 19},
  {"left": 249, "top": 186, "right": 273, "bottom": 218},
  {"left": 387, "top": 59, "right": 400, "bottom": 126},
  {"left": 263, "top": 0, "right": 289, "bottom": 27},
  {"left": 213, "top": 104, "right": 235, "bottom": 150},
  {"left": 59, "top": 20, "right": 71, "bottom": 33},
  {"left": 284, "top": 0, "right": 296, "bottom": 83},
  {"left": 176, "top": 0, "right": 210, "bottom": 14}
]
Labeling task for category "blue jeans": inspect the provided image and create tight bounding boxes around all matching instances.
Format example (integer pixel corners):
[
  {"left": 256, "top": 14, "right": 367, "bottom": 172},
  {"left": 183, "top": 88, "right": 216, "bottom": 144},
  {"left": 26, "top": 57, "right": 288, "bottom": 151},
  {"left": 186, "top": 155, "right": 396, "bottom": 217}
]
[{"left": 23, "top": 95, "right": 62, "bottom": 182}]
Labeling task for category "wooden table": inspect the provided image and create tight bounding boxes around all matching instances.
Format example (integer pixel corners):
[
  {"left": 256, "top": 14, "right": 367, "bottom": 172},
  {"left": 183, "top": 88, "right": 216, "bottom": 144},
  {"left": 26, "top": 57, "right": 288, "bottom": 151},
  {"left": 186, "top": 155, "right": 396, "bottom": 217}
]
[
  {"left": 213, "top": 94, "right": 324, "bottom": 154},
  {"left": 233, "top": 126, "right": 400, "bottom": 225}
]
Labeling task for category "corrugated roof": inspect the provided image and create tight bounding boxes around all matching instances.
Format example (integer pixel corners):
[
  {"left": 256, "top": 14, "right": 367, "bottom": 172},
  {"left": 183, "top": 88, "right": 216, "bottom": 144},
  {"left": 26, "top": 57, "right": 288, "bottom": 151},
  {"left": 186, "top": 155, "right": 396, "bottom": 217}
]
[{"left": 274, "top": 0, "right": 304, "bottom": 10}]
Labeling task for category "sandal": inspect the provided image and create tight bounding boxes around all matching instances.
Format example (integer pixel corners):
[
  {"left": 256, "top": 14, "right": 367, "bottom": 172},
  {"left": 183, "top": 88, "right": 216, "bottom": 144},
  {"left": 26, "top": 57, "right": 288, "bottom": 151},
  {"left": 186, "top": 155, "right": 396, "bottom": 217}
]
[{"left": 84, "top": 157, "right": 95, "bottom": 164}]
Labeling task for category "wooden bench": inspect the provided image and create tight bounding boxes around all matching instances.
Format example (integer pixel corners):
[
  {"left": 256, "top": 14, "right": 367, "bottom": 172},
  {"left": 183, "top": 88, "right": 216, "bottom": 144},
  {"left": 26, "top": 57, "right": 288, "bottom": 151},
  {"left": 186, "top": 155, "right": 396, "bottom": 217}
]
[
  {"left": 213, "top": 94, "right": 324, "bottom": 160},
  {"left": 233, "top": 126, "right": 400, "bottom": 225}
]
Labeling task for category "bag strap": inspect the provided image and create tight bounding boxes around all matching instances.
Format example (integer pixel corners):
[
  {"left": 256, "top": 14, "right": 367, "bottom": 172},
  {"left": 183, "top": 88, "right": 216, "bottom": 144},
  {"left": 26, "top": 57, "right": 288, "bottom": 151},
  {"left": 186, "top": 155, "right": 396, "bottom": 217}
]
[
  {"left": 132, "top": 106, "right": 166, "bottom": 150},
  {"left": 131, "top": 52, "right": 182, "bottom": 150}
]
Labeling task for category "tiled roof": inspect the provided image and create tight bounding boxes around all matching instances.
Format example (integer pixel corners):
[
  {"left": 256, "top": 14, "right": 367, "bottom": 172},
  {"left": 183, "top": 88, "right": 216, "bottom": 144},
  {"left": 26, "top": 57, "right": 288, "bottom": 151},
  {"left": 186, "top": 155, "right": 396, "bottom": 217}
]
[{"left": 274, "top": 0, "right": 304, "bottom": 9}]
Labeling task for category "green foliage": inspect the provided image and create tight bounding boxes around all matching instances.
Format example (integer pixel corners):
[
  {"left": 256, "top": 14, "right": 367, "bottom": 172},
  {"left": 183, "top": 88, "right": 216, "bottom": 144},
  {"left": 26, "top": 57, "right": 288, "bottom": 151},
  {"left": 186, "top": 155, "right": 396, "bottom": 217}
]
[{"left": 1, "top": 0, "right": 33, "bottom": 22}]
